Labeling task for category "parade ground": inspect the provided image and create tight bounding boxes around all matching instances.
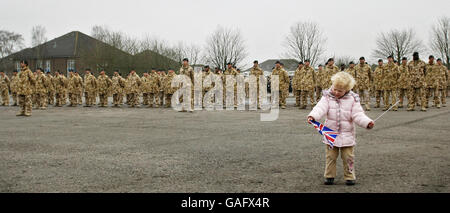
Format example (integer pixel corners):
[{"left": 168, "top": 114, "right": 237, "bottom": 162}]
[{"left": 0, "top": 97, "right": 449, "bottom": 193}]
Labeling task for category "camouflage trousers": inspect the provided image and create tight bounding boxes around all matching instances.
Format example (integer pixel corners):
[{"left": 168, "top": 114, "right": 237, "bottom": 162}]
[
  {"left": 35, "top": 93, "right": 47, "bottom": 109},
  {"left": 112, "top": 93, "right": 123, "bottom": 106},
  {"left": 407, "top": 87, "right": 426, "bottom": 110},
  {"left": 128, "top": 93, "right": 139, "bottom": 107},
  {"left": 148, "top": 93, "right": 159, "bottom": 107},
  {"left": 374, "top": 90, "right": 383, "bottom": 107},
  {"left": 325, "top": 145, "right": 355, "bottom": 181},
  {"left": 354, "top": 89, "right": 370, "bottom": 110},
  {"left": 99, "top": 94, "right": 108, "bottom": 107},
  {"left": 1, "top": 89, "right": 9, "bottom": 106},
  {"left": 142, "top": 93, "right": 150, "bottom": 105},
  {"left": 18, "top": 95, "right": 32, "bottom": 116},
  {"left": 425, "top": 87, "right": 440, "bottom": 107},
  {"left": 159, "top": 91, "right": 164, "bottom": 106},
  {"left": 383, "top": 89, "right": 397, "bottom": 110},
  {"left": 294, "top": 90, "right": 301, "bottom": 106},
  {"left": 279, "top": 89, "right": 288, "bottom": 107},
  {"left": 315, "top": 87, "right": 323, "bottom": 103},
  {"left": 77, "top": 91, "right": 83, "bottom": 105},
  {"left": 440, "top": 89, "right": 446, "bottom": 105},
  {"left": 12, "top": 92, "right": 18, "bottom": 106},
  {"left": 47, "top": 91, "right": 55, "bottom": 105},
  {"left": 69, "top": 92, "right": 77, "bottom": 106},
  {"left": 165, "top": 94, "right": 173, "bottom": 108},
  {"left": 84, "top": 92, "right": 96, "bottom": 106},
  {"left": 55, "top": 92, "right": 66, "bottom": 107},
  {"left": 300, "top": 90, "right": 315, "bottom": 109},
  {"left": 398, "top": 88, "right": 408, "bottom": 107}
]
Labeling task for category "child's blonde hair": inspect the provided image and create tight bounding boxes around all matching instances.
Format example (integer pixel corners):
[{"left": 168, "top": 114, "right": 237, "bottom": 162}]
[{"left": 331, "top": 71, "right": 356, "bottom": 91}]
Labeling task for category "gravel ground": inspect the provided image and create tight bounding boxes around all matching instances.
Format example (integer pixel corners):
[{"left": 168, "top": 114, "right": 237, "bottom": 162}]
[{"left": 0, "top": 96, "right": 449, "bottom": 193}]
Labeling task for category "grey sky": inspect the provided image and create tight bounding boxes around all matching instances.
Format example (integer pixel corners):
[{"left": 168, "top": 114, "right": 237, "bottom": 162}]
[{"left": 1, "top": 0, "right": 449, "bottom": 66}]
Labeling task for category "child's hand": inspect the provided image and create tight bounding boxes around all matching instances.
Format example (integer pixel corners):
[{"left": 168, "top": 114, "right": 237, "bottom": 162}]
[
  {"left": 367, "top": 121, "right": 375, "bottom": 129},
  {"left": 307, "top": 116, "right": 315, "bottom": 124}
]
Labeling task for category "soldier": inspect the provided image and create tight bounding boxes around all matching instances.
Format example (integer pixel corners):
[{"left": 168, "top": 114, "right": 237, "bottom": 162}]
[
  {"left": 31, "top": 71, "right": 37, "bottom": 107},
  {"left": 250, "top": 60, "right": 264, "bottom": 108},
  {"left": 373, "top": 59, "right": 385, "bottom": 108},
  {"left": 271, "top": 61, "right": 289, "bottom": 109},
  {"left": 111, "top": 71, "right": 125, "bottom": 107},
  {"left": 10, "top": 70, "right": 19, "bottom": 106},
  {"left": 127, "top": 69, "right": 141, "bottom": 108},
  {"left": 437, "top": 59, "right": 448, "bottom": 107},
  {"left": 34, "top": 68, "right": 48, "bottom": 109},
  {"left": 158, "top": 70, "right": 166, "bottom": 107},
  {"left": 202, "top": 65, "right": 214, "bottom": 107},
  {"left": 383, "top": 55, "right": 399, "bottom": 111},
  {"left": 83, "top": 69, "right": 97, "bottom": 107},
  {"left": 292, "top": 62, "right": 304, "bottom": 107},
  {"left": 353, "top": 57, "right": 372, "bottom": 111},
  {"left": 53, "top": 70, "right": 67, "bottom": 107},
  {"left": 299, "top": 59, "right": 316, "bottom": 109},
  {"left": 163, "top": 68, "right": 177, "bottom": 108},
  {"left": 425, "top": 55, "right": 441, "bottom": 108},
  {"left": 67, "top": 70, "right": 78, "bottom": 107},
  {"left": 325, "top": 58, "right": 340, "bottom": 89},
  {"left": 16, "top": 60, "right": 35, "bottom": 116},
  {"left": 315, "top": 64, "right": 327, "bottom": 102},
  {"left": 407, "top": 52, "right": 427, "bottom": 111},
  {"left": 45, "top": 71, "right": 55, "bottom": 105},
  {"left": 148, "top": 69, "right": 161, "bottom": 107},
  {"left": 0, "top": 71, "right": 10, "bottom": 106},
  {"left": 397, "top": 57, "right": 410, "bottom": 108},
  {"left": 345, "top": 62, "right": 356, "bottom": 81},
  {"left": 224, "top": 62, "right": 239, "bottom": 107},
  {"left": 179, "top": 58, "right": 194, "bottom": 111},
  {"left": 140, "top": 72, "right": 151, "bottom": 106},
  {"left": 97, "top": 70, "right": 112, "bottom": 107},
  {"left": 74, "top": 72, "right": 83, "bottom": 105}
]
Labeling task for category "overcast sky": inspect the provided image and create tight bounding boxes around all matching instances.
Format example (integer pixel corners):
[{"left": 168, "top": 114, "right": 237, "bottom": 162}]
[{"left": 1, "top": 0, "right": 449, "bottom": 66}]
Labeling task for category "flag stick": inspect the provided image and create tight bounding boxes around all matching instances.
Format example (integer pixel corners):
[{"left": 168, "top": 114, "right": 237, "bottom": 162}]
[{"left": 373, "top": 100, "right": 400, "bottom": 122}]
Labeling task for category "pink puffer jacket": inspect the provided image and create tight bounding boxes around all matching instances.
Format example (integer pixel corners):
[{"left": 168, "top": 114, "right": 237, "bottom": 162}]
[{"left": 308, "top": 89, "right": 373, "bottom": 147}]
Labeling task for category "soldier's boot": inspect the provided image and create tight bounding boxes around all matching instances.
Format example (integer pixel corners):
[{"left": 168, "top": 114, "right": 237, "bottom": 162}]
[
  {"left": 16, "top": 109, "right": 25, "bottom": 116},
  {"left": 365, "top": 103, "right": 371, "bottom": 111}
]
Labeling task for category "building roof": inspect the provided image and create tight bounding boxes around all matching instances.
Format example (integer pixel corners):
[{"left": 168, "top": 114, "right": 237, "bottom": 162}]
[
  {"left": 4, "top": 31, "right": 131, "bottom": 60},
  {"left": 244, "top": 59, "right": 299, "bottom": 72}
]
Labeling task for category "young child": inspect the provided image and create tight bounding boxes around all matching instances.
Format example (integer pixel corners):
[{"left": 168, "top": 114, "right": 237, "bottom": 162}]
[{"left": 307, "top": 71, "right": 375, "bottom": 186}]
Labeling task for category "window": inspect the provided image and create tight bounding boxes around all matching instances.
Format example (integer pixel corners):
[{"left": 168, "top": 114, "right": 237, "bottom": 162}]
[
  {"left": 45, "top": 60, "right": 51, "bottom": 73},
  {"left": 37, "top": 60, "right": 43, "bottom": 69},
  {"left": 16, "top": 62, "right": 20, "bottom": 72},
  {"left": 67, "top": 59, "right": 75, "bottom": 72}
]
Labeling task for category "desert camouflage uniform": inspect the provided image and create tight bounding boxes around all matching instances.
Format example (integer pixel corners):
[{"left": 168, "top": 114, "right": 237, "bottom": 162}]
[
  {"left": 75, "top": 74, "right": 83, "bottom": 105},
  {"left": 16, "top": 66, "right": 35, "bottom": 116},
  {"left": 250, "top": 66, "right": 264, "bottom": 108},
  {"left": 0, "top": 74, "right": 10, "bottom": 106},
  {"left": 315, "top": 67, "right": 327, "bottom": 102},
  {"left": 163, "top": 72, "right": 177, "bottom": 108},
  {"left": 68, "top": 73, "right": 83, "bottom": 106},
  {"left": 111, "top": 74, "right": 125, "bottom": 107},
  {"left": 271, "top": 67, "right": 289, "bottom": 108},
  {"left": 158, "top": 73, "right": 166, "bottom": 106},
  {"left": 438, "top": 64, "right": 448, "bottom": 107},
  {"left": 325, "top": 64, "right": 340, "bottom": 89},
  {"left": 148, "top": 72, "right": 160, "bottom": 107},
  {"left": 140, "top": 75, "right": 151, "bottom": 106},
  {"left": 382, "top": 62, "right": 399, "bottom": 111},
  {"left": 97, "top": 74, "right": 112, "bottom": 107},
  {"left": 397, "top": 64, "right": 410, "bottom": 108},
  {"left": 179, "top": 65, "right": 194, "bottom": 110},
  {"left": 202, "top": 69, "right": 214, "bottom": 107},
  {"left": 299, "top": 66, "right": 316, "bottom": 109},
  {"left": 407, "top": 60, "right": 427, "bottom": 111},
  {"left": 224, "top": 68, "right": 238, "bottom": 107},
  {"left": 84, "top": 73, "right": 97, "bottom": 106},
  {"left": 127, "top": 73, "right": 141, "bottom": 107},
  {"left": 373, "top": 65, "right": 385, "bottom": 108},
  {"left": 292, "top": 66, "right": 303, "bottom": 107},
  {"left": 425, "top": 62, "right": 441, "bottom": 108},
  {"left": 53, "top": 74, "right": 68, "bottom": 107},
  {"left": 10, "top": 73, "right": 19, "bottom": 106},
  {"left": 352, "top": 63, "right": 372, "bottom": 110},
  {"left": 34, "top": 72, "right": 48, "bottom": 109},
  {"left": 45, "top": 73, "right": 55, "bottom": 105}
]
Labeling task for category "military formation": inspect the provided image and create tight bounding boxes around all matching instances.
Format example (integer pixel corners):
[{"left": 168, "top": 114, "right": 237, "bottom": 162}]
[{"left": 0, "top": 52, "right": 449, "bottom": 116}]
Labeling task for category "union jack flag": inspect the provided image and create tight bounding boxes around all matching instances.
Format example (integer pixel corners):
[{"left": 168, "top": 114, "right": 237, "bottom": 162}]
[{"left": 310, "top": 120, "right": 339, "bottom": 148}]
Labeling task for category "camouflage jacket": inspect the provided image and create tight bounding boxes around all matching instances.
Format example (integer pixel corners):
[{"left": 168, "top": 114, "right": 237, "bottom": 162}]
[
  {"left": 325, "top": 64, "right": 340, "bottom": 88},
  {"left": 111, "top": 75, "right": 125, "bottom": 94},
  {"left": 53, "top": 75, "right": 68, "bottom": 93},
  {"left": 271, "top": 67, "right": 289, "bottom": 91},
  {"left": 292, "top": 67, "right": 303, "bottom": 90},
  {"left": 373, "top": 65, "right": 385, "bottom": 91},
  {"left": 316, "top": 68, "right": 327, "bottom": 88},
  {"left": 97, "top": 74, "right": 112, "bottom": 95},
  {"left": 17, "top": 66, "right": 36, "bottom": 96},
  {"left": 354, "top": 64, "right": 372, "bottom": 90},
  {"left": 383, "top": 62, "right": 399, "bottom": 90},
  {"left": 407, "top": 60, "right": 426, "bottom": 88},
  {"left": 438, "top": 64, "right": 449, "bottom": 89},
  {"left": 34, "top": 73, "right": 48, "bottom": 94},
  {"left": 84, "top": 74, "right": 97, "bottom": 92},
  {"left": 45, "top": 74, "right": 54, "bottom": 92},
  {"left": 179, "top": 65, "right": 194, "bottom": 85},
  {"left": 0, "top": 75, "right": 10, "bottom": 91},
  {"left": 127, "top": 73, "right": 142, "bottom": 93},
  {"left": 10, "top": 74, "right": 19, "bottom": 93},
  {"left": 398, "top": 64, "right": 410, "bottom": 89},
  {"left": 425, "top": 62, "right": 441, "bottom": 88},
  {"left": 164, "top": 72, "right": 178, "bottom": 94},
  {"left": 300, "top": 66, "right": 316, "bottom": 91}
]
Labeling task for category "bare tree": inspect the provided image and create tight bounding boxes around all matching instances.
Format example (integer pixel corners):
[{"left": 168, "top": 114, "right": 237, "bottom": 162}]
[
  {"left": 372, "top": 28, "right": 425, "bottom": 63},
  {"left": 334, "top": 55, "right": 356, "bottom": 68},
  {"left": 204, "top": 25, "right": 247, "bottom": 70},
  {"left": 31, "top": 25, "right": 47, "bottom": 47},
  {"left": 283, "top": 21, "right": 326, "bottom": 66},
  {"left": 0, "top": 30, "right": 24, "bottom": 58},
  {"left": 430, "top": 16, "right": 450, "bottom": 68}
]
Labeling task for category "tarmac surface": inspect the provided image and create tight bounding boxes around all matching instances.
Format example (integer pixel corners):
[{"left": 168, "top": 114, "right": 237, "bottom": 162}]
[{"left": 0, "top": 96, "right": 449, "bottom": 192}]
